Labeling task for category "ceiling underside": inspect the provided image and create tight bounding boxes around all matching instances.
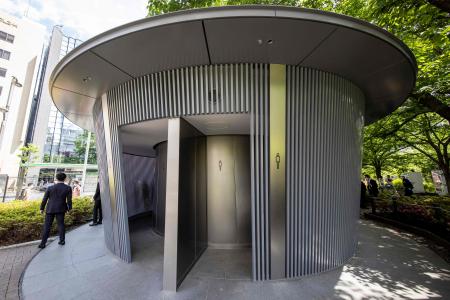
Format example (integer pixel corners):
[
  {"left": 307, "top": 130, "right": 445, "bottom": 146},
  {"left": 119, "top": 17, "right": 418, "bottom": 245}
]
[
  {"left": 120, "top": 114, "right": 250, "bottom": 156},
  {"left": 50, "top": 6, "right": 417, "bottom": 131}
]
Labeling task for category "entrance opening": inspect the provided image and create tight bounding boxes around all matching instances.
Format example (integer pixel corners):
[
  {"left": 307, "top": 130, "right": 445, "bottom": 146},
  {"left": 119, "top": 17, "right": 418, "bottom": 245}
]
[
  {"left": 119, "top": 119, "right": 168, "bottom": 268},
  {"left": 119, "top": 114, "right": 252, "bottom": 288}
]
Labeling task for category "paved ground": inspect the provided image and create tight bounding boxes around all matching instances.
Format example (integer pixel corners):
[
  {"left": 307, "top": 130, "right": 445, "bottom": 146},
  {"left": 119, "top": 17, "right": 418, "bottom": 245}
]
[
  {"left": 0, "top": 245, "right": 38, "bottom": 300},
  {"left": 21, "top": 219, "right": 450, "bottom": 300}
]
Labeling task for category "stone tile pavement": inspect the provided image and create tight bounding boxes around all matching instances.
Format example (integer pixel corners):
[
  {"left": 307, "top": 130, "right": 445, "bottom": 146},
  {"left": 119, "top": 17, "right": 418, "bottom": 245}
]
[
  {"left": 0, "top": 245, "right": 39, "bottom": 300},
  {"left": 21, "top": 219, "right": 450, "bottom": 299}
]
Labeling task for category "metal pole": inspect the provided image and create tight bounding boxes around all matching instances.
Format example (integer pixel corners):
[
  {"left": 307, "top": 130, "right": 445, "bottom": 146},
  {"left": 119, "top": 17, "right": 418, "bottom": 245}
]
[
  {"left": 81, "top": 131, "right": 91, "bottom": 193},
  {"left": 2, "top": 175, "right": 8, "bottom": 202}
]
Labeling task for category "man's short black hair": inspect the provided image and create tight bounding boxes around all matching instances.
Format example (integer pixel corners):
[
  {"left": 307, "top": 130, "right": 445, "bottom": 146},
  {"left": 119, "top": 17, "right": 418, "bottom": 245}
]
[
  {"left": 56, "top": 172, "right": 67, "bottom": 182},
  {"left": 364, "top": 174, "right": 370, "bottom": 178}
]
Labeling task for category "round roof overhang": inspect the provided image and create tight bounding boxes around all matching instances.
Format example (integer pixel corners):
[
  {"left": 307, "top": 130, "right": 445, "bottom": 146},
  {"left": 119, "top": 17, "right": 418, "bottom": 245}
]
[{"left": 50, "top": 5, "right": 417, "bottom": 131}]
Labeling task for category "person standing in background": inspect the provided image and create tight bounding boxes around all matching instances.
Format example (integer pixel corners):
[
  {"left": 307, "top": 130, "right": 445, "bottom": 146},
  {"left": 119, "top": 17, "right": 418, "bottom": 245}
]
[
  {"left": 90, "top": 182, "right": 102, "bottom": 226},
  {"left": 365, "top": 174, "right": 379, "bottom": 197},
  {"left": 38, "top": 173, "right": 72, "bottom": 248},
  {"left": 72, "top": 180, "right": 81, "bottom": 198},
  {"left": 402, "top": 176, "right": 414, "bottom": 196}
]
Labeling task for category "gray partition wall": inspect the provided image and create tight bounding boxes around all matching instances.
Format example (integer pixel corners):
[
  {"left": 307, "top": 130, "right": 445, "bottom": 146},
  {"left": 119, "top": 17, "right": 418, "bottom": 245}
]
[
  {"left": 177, "top": 118, "right": 207, "bottom": 284},
  {"left": 154, "top": 142, "right": 167, "bottom": 236}
]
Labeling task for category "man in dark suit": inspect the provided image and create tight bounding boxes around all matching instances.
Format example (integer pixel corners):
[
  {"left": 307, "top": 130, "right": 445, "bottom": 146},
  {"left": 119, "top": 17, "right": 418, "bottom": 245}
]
[
  {"left": 38, "top": 172, "right": 72, "bottom": 248},
  {"left": 89, "top": 182, "right": 102, "bottom": 226}
]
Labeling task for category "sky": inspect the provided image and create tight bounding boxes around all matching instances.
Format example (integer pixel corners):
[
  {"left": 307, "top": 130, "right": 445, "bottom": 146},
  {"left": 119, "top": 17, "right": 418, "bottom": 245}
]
[{"left": 1, "top": 0, "right": 149, "bottom": 41}]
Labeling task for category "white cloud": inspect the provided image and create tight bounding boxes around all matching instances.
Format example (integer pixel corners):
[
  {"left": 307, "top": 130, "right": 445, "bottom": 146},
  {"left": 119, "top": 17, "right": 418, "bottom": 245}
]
[{"left": 1, "top": 0, "right": 148, "bottom": 40}]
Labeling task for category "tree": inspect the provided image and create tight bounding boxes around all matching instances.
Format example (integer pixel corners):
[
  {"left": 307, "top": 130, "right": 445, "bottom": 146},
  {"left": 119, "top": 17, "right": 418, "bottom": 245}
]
[
  {"left": 146, "top": 0, "right": 450, "bottom": 191},
  {"left": 15, "top": 144, "right": 39, "bottom": 199},
  {"left": 74, "top": 131, "right": 97, "bottom": 164},
  {"left": 337, "top": 0, "right": 450, "bottom": 123},
  {"left": 147, "top": 0, "right": 336, "bottom": 16},
  {"left": 392, "top": 112, "right": 450, "bottom": 187},
  {"left": 362, "top": 119, "right": 406, "bottom": 179}
]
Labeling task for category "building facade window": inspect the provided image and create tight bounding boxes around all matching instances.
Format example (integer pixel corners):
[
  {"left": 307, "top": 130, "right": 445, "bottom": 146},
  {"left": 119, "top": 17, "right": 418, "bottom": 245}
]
[
  {"left": 0, "top": 67, "right": 6, "bottom": 77},
  {"left": 0, "top": 30, "right": 15, "bottom": 43},
  {"left": 0, "top": 49, "right": 11, "bottom": 60},
  {"left": 41, "top": 33, "right": 90, "bottom": 164}
]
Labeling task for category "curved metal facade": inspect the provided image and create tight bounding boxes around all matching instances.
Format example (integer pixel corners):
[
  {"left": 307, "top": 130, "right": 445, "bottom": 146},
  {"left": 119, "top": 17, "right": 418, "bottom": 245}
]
[
  {"left": 286, "top": 66, "right": 365, "bottom": 278},
  {"left": 92, "top": 63, "right": 364, "bottom": 281}
]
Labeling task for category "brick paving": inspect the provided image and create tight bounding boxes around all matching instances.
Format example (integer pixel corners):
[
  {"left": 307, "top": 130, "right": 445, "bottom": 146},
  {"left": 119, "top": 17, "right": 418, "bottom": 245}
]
[{"left": 0, "top": 245, "right": 39, "bottom": 300}]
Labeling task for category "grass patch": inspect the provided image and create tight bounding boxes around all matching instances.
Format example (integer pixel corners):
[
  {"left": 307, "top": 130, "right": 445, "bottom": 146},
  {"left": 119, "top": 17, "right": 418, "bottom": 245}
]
[{"left": 0, "top": 197, "right": 93, "bottom": 246}]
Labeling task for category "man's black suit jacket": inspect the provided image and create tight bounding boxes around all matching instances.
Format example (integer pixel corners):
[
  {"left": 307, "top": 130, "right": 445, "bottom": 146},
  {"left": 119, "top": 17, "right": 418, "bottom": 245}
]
[
  {"left": 40, "top": 182, "right": 72, "bottom": 213},
  {"left": 93, "top": 182, "right": 101, "bottom": 203}
]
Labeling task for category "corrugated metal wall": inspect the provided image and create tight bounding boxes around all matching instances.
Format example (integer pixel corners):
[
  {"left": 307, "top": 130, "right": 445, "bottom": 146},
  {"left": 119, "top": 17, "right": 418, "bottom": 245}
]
[
  {"left": 92, "top": 100, "right": 116, "bottom": 257},
  {"left": 250, "top": 65, "right": 270, "bottom": 280},
  {"left": 285, "top": 66, "right": 365, "bottom": 278},
  {"left": 107, "top": 64, "right": 264, "bottom": 126}
]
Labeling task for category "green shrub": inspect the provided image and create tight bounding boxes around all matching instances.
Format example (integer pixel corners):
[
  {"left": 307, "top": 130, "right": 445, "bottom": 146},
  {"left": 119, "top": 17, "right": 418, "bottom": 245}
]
[
  {"left": 372, "top": 194, "right": 450, "bottom": 240},
  {"left": 424, "top": 181, "right": 436, "bottom": 193},
  {"left": 0, "top": 197, "right": 93, "bottom": 246},
  {"left": 392, "top": 178, "right": 403, "bottom": 190}
]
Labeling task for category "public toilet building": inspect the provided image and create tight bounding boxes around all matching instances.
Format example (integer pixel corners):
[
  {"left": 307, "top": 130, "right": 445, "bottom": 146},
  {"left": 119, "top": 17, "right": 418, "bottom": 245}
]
[{"left": 49, "top": 6, "right": 416, "bottom": 291}]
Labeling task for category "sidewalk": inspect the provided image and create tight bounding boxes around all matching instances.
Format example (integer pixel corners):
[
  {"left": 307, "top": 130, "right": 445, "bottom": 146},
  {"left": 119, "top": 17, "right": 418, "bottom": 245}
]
[
  {"left": 21, "top": 220, "right": 450, "bottom": 299},
  {"left": 0, "top": 245, "right": 39, "bottom": 300}
]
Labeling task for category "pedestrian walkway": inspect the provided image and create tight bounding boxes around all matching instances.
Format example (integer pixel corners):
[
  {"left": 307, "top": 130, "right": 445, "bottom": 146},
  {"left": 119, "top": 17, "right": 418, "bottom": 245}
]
[
  {"left": 0, "top": 245, "right": 38, "bottom": 300},
  {"left": 21, "top": 220, "right": 450, "bottom": 300}
]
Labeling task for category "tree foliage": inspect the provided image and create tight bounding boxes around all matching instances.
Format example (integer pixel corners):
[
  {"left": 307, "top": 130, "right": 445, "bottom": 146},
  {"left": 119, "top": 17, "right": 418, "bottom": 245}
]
[
  {"left": 73, "top": 131, "right": 97, "bottom": 164},
  {"left": 17, "top": 143, "right": 39, "bottom": 167},
  {"left": 362, "top": 119, "right": 406, "bottom": 179}
]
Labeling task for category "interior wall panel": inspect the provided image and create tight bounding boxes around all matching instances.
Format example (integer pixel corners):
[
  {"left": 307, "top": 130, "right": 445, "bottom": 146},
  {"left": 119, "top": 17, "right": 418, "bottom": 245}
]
[
  {"left": 122, "top": 153, "right": 155, "bottom": 217},
  {"left": 285, "top": 66, "right": 365, "bottom": 278},
  {"left": 207, "top": 135, "right": 251, "bottom": 249}
]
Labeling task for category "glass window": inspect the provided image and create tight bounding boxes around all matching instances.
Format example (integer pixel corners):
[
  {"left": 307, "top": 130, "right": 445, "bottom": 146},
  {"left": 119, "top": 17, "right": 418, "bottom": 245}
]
[
  {"left": 0, "top": 31, "right": 14, "bottom": 43},
  {"left": 0, "top": 86, "right": 2, "bottom": 96},
  {"left": 0, "top": 68, "right": 6, "bottom": 77},
  {"left": 0, "top": 49, "right": 11, "bottom": 60}
]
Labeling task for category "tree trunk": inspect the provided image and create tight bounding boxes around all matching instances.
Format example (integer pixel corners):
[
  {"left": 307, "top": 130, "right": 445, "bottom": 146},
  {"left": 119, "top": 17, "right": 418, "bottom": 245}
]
[
  {"left": 375, "top": 165, "right": 382, "bottom": 180},
  {"left": 442, "top": 168, "right": 450, "bottom": 195},
  {"left": 15, "top": 167, "right": 26, "bottom": 200},
  {"left": 414, "top": 92, "right": 450, "bottom": 123}
]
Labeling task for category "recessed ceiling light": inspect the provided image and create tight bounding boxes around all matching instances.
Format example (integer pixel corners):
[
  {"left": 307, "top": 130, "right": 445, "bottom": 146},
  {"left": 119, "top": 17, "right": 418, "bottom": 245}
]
[
  {"left": 82, "top": 76, "right": 92, "bottom": 83},
  {"left": 257, "top": 39, "right": 263, "bottom": 45}
]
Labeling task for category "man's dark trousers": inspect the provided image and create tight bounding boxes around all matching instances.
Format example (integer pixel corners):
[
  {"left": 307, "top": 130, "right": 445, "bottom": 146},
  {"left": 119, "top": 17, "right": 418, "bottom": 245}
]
[
  {"left": 41, "top": 213, "right": 65, "bottom": 245},
  {"left": 93, "top": 200, "right": 102, "bottom": 223}
]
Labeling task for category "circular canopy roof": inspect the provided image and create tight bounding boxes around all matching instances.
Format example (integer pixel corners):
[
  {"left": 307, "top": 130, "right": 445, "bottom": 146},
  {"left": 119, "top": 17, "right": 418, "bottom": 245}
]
[{"left": 50, "top": 5, "right": 417, "bottom": 131}]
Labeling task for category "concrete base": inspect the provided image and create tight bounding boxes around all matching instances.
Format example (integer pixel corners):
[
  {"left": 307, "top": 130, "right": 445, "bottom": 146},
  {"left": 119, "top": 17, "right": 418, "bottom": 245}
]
[{"left": 21, "top": 219, "right": 450, "bottom": 299}]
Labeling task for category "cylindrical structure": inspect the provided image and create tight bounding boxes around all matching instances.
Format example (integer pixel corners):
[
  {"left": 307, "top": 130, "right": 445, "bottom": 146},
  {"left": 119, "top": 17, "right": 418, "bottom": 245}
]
[
  {"left": 94, "top": 64, "right": 364, "bottom": 279},
  {"left": 285, "top": 67, "right": 364, "bottom": 277},
  {"left": 207, "top": 135, "right": 251, "bottom": 249}
]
